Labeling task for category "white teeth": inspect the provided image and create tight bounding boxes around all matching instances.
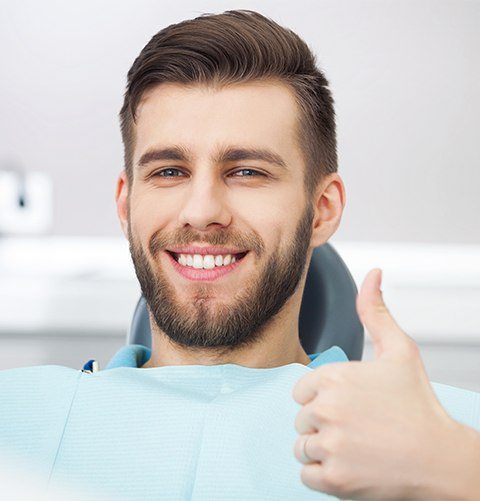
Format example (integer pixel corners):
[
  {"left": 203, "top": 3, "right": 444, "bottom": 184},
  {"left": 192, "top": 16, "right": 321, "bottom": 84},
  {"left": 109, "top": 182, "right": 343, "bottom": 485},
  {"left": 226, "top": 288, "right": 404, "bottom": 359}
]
[
  {"left": 192, "top": 255, "right": 203, "bottom": 269},
  {"left": 174, "top": 253, "right": 243, "bottom": 268},
  {"left": 202, "top": 255, "right": 215, "bottom": 269}
]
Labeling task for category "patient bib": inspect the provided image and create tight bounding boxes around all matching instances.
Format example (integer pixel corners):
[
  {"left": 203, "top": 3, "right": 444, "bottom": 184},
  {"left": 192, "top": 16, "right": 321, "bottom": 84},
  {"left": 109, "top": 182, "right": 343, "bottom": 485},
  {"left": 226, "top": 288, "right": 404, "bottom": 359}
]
[
  {"left": 1, "top": 344, "right": 479, "bottom": 500},
  {"left": 0, "top": 346, "right": 348, "bottom": 500}
]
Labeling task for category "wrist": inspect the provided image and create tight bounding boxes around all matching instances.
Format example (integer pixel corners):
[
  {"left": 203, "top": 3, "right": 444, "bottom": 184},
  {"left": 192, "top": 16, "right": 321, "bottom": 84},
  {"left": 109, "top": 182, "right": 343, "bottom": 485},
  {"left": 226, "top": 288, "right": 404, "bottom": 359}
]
[
  {"left": 455, "top": 424, "right": 480, "bottom": 501},
  {"left": 419, "top": 420, "right": 480, "bottom": 500}
]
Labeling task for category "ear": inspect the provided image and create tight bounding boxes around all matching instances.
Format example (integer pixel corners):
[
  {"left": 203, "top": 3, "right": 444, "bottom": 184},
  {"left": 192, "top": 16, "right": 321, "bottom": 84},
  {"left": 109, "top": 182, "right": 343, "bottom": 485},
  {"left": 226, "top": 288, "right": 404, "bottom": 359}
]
[
  {"left": 115, "top": 170, "right": 130, "bottom": 239},
  {"left": 309, "top": 173, "right": 346, "bottom": 248}
]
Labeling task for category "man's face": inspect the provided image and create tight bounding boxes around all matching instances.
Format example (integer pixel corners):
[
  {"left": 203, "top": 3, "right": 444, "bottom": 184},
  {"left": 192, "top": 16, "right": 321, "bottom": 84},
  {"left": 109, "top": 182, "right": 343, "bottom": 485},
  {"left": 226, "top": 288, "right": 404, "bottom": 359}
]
[{"left": 122, "top": 81, "right": 316, "bottom": 353}]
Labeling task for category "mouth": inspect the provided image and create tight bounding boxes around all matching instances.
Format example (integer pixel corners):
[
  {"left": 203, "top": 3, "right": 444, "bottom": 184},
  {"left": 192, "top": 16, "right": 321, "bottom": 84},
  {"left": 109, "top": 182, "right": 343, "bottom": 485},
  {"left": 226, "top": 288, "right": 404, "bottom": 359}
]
[{"left": 164, "top": 250, "right": 249, "bottom": 282}]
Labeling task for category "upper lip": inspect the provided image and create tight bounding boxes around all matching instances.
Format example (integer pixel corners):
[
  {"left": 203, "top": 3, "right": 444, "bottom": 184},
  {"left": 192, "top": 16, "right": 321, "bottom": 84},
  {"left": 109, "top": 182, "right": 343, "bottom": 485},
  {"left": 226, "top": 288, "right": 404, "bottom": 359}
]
[{"left": 166, "top": 246, "right": 248, "bottom": 256}]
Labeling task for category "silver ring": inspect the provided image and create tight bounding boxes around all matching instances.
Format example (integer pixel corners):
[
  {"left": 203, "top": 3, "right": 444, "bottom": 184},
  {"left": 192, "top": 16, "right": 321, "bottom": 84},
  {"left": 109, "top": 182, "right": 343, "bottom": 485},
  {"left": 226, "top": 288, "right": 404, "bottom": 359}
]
[{"left": 300, "top": 434, "right": 313, "bottom": 463}]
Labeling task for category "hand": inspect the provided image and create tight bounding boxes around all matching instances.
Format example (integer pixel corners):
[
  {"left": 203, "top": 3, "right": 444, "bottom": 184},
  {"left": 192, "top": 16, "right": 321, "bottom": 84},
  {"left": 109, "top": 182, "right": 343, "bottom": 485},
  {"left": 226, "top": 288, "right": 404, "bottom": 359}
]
[{"left": 292, "top": 268, "right": 466, "bottom": 500}]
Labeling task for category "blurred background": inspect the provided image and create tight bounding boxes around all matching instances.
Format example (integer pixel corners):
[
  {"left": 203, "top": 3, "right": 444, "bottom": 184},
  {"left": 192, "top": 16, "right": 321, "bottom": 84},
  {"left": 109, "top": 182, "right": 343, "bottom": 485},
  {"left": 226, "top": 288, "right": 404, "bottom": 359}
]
[{"left": 0, "top": 0, "right": 479, "bottom": 390}]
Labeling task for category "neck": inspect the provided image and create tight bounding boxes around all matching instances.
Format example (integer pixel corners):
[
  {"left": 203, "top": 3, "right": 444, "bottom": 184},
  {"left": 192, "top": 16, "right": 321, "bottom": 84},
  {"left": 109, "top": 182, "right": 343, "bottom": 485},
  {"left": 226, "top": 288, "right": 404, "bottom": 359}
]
[
  {"left": 142, "top": 338, "right": 311, "bottom": 369},
  {"left": 142, "top": 306, "right": 312, "bottom": 369}
]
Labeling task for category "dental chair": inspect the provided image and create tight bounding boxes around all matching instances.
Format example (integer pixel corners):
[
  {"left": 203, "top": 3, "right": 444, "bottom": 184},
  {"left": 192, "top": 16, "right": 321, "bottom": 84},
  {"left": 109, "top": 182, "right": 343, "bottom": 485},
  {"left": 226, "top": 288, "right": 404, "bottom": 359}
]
[{"left": 126, "top": 242, "right": 364, "bottom": 360}]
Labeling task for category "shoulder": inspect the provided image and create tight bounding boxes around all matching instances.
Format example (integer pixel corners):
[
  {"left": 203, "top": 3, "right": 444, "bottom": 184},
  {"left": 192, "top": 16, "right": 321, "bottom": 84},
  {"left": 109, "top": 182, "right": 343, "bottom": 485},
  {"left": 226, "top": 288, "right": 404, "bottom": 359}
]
[
  {"left": 0, "top": 365, "right": 81, "bottom": 409},
  {"left": 0, "top": 364, "right": 80, "bottom": 386},
  {"left": 0, "top": 366, "right": 81, "bottom": 475}
]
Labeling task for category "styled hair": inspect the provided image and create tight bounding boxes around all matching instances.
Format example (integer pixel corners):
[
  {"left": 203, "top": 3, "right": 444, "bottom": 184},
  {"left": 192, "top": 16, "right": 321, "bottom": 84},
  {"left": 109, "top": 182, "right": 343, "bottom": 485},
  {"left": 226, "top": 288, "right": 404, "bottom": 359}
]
[{"left": 119, "top": 9, "right": 337, "bottom": 197}]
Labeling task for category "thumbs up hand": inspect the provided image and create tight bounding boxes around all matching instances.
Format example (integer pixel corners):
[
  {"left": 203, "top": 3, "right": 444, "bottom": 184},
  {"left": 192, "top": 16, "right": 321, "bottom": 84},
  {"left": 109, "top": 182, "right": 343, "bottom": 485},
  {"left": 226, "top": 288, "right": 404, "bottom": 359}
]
[{"left": 292, "top": 269, "right": 477, "bottom": 500}]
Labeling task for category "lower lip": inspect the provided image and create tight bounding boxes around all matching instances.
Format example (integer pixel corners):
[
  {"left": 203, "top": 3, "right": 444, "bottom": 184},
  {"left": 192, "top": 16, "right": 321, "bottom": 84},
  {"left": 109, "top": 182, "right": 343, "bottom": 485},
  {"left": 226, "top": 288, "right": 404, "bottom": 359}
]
[{"left": 165, "top": 252, "right": 248, "bottom": 281}]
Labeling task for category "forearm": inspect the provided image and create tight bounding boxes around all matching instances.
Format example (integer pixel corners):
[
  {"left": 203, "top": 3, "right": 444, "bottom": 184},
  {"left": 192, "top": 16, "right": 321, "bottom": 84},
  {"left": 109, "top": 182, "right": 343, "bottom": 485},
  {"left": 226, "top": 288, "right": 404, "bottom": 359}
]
[
  {"left": 421, "top": 422, "right": 480, "bottom": 500},
  {"left": 451, "top": 424, "right": 480, "bottom": 501}
]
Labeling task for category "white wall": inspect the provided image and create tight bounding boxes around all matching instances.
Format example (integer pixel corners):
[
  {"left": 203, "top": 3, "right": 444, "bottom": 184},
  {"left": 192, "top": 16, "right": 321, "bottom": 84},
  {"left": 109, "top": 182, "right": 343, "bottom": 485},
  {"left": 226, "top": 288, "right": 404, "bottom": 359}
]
[
  {"left": 1, "top": 1, "right": 479, "bottom": 387},
  {"left": 1, "top": 0, "right": 479, "bottom": 242}
]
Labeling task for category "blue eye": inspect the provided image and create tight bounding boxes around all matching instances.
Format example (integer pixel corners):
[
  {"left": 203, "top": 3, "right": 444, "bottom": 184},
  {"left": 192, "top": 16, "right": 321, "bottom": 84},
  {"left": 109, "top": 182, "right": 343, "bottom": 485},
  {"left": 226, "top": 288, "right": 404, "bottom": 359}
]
[
  {"left": 232, "top": 169, "right": 263, "bottom": 177},
  {"left": 154, "top": 168, "right": 264, "bottom": 178},
  {"left": 155, "top": 168, "right": 184, "bottom": 177}
]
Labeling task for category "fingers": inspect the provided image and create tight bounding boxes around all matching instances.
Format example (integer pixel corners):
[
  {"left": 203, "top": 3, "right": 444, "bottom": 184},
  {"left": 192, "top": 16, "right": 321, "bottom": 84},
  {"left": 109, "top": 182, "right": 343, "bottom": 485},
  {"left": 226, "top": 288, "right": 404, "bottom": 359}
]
[
  {"left": 292, "top": 363, "right": 345, "bottom": 405},
  {"left": 294, "top": 409, "right": 317, "bottom": 435},
  {"left": 292, "top": 372, "right": 319, "bottom": 405},
  {"left": 294, "top": 433, "right": 327, "bottom": 465},
  {"left": 294, "top": 398, "right": 338, "bottom": 466},
  {"left": 295, "top": 396, "right": 329, "bottom": 434},
  {"left": 356, "top": 268, "right": 418, "bottom": 360},
  {"left": 294, "top": 434, "right": 316, "bottom": 464},
  {"left": 300, "top": 463, "right": 331, "bottom": 494}
]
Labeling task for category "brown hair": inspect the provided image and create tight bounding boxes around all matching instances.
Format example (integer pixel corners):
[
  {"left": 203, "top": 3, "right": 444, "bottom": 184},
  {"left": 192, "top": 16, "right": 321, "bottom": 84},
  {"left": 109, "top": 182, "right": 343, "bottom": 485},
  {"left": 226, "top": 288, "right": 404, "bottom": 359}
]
[{"left": 119, "top": 9, "right": 337, "bottom": 197}]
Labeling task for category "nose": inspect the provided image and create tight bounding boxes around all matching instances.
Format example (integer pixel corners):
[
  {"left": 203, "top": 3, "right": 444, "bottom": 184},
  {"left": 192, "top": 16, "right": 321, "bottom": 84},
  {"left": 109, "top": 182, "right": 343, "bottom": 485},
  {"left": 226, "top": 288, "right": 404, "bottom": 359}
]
[{"left": 177, "top": 173, "right": 231, "bottom": 231}]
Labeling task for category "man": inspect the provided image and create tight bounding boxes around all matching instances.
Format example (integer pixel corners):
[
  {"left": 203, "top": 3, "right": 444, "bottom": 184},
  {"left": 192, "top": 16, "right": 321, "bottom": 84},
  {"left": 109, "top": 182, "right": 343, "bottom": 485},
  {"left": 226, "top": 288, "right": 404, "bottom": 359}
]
[{"left": 1, "top": 9, "right": 479, "bottom": 500}]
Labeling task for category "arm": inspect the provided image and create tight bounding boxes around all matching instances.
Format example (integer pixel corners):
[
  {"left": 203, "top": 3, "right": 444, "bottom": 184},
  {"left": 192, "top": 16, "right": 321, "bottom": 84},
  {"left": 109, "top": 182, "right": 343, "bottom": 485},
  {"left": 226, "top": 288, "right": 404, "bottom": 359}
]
[
  {"left": 292, "top": 269, "right": 480, "bottom": 501},
  {"left": 422, "top": 422, "right": 480, "bottom": 500}
]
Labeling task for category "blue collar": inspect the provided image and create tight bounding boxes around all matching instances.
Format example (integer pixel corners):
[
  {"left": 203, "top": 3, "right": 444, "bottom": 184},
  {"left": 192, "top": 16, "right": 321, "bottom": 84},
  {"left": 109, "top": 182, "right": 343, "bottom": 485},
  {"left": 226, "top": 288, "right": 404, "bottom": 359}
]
[{"left": 103, "top": 344, "right": 349, "bottom": 370}]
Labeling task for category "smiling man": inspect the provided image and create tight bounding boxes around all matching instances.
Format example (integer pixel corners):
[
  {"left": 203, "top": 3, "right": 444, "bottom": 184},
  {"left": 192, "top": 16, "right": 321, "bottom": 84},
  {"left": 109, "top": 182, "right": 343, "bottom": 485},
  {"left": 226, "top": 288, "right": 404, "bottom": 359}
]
[
  {"left": 1, "top": 9, "right": 479, "bottom": 501},
  {"left": 113, "top": 12, "right": 345, "bottom": 372},
  {"left": 116, "top": 79, "right": 342, "bottom": 369}
]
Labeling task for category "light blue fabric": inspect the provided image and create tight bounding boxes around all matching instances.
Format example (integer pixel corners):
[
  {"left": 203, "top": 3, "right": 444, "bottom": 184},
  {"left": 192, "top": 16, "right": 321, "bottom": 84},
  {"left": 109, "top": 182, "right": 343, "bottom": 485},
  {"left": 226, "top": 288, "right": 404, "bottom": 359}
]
[
  {"left": 0, "top": 344, "right": 479, "bottom": 500},
  {"left": 104, "top": 343, "right": 348, "bottom": 371}
]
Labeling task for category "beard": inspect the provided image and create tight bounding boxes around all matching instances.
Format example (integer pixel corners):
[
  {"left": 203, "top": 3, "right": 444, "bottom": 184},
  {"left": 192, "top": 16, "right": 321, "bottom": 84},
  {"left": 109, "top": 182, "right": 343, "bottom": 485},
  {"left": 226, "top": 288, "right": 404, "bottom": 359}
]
[{"left": 127, "top": 202, "right": 314, "bottom": 355}]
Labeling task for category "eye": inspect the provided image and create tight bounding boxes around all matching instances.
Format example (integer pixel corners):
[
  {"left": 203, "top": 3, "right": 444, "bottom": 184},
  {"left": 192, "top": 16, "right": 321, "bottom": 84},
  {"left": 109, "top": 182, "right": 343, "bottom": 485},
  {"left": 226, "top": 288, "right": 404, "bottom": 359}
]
[
  {"left": 230, "top": 169, "right": 264, "bottom": 177},
  {"left": 152, "top": 167, "right": 265, "bottom": 179},
  {"left": 154, "top": 168, "right": 185, "bottom": 178}
]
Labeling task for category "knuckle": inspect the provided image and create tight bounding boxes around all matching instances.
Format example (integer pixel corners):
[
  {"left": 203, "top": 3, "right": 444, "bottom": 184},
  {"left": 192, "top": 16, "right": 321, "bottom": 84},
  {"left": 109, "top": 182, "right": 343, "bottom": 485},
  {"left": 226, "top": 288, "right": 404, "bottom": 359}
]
[
  {"left": 305, "top": 435, "right": 322, "bottom": 458},
  {"left": 322, "top": 429, "right": 345, "bottom": 455},
  {"left": 398, "top": 336, "right": 421, "bottom": 361},
  {"left": 376, "top": 302, "right": 390, "bottom": 315},
  {"left": 300, "top": 465, "right": 323, "bottom": 491},
  {"left": 317, "top": 364, "right": 345, "bottom": 385},
  {"left": 311, "top": 402, "right": 326, "bottom": 422},
  {"left": 292, "top": 382, "right": 314, "bottom": 405},
  {"left": 359, "top": 301, "right": 386, "bottom": 319},
  {"left": 293, "top": 436, "right": 304, "bottom": 460},
  {"left": 291, "top": 384, "right": 302, "bottom": 403},
  {"left": 310, "top": 400, "right": 340, "bottom": 425},
  {"left": 301, "top": 461, "right": 352, "bottom": 498},
  {"left": 321, "top": 461, "right": 346, "bottom": 494},
  {"left": 406, "top": 338, "right": 420, "bottom": 357},
  {"left": 294, "top": 411, "right": 313, "bottom": 434},
  {"left": 321, "top": 461, "right": 354, "bottom": 498},
  {"left": 292, "top": 379, "right": 306, "bottom": 402}
]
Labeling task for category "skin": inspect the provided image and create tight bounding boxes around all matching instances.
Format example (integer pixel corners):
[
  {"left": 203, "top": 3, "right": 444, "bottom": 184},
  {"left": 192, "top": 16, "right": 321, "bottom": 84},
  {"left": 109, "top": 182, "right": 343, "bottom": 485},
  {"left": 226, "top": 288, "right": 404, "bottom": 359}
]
[
  {"left": 293, "top": 268, "right": 480, "bottom": 499},
  {"left": 115, "top": 80, "right": 346, "bottom": 369},
  {"left": 114, "top": 78, "right": 480, "bottom": 498}
]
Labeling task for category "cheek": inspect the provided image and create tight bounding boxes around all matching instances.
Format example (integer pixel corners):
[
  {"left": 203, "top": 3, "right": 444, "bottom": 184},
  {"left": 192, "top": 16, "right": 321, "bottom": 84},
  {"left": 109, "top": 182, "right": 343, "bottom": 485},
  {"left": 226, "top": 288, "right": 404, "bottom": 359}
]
[
  {"left": 236, "top": 187, "right": 302, "bottom": 222},
  {"left": 233, "top": 191, "right": 285, "bottom": 222},
  {"left": 130, "top": 192, "right": 173, "bottom": 232}
]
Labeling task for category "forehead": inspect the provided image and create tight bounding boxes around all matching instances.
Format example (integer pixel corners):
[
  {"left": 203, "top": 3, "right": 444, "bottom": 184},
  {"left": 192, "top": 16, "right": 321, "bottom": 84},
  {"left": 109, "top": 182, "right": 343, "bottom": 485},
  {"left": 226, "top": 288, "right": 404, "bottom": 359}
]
[{"left": 133, "top": 81, "right": 303, "bottom": 166}]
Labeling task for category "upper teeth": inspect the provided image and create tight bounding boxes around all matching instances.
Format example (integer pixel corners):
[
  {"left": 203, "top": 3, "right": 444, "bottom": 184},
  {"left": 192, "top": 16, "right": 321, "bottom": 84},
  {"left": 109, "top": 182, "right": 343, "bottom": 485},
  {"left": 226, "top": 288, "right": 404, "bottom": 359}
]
[{"left": 176, "top": 254, "right": 238, "bottom": 269}]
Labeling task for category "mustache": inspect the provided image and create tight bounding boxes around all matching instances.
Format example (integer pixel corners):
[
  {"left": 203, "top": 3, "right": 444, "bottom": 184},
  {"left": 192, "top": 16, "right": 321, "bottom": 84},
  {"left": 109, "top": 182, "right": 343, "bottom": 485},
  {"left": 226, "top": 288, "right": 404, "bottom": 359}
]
[{"left": 149, "top": 227, "right": 265, "bottom": 258}]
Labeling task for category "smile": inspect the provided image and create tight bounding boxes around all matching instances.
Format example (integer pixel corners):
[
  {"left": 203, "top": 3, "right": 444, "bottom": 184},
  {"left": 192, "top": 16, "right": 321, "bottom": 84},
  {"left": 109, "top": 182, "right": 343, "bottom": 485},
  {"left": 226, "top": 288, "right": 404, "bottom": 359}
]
[{"left": 165, "top": 251, "right": 249, "bottom": 281}]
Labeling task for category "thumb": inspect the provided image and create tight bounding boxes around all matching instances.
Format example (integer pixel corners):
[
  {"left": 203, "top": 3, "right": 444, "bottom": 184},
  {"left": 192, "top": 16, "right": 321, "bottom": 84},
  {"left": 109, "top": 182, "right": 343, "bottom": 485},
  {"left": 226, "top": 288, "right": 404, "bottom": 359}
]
[{"left": 356, "top": 268, "right": 413, "bottom": 360}]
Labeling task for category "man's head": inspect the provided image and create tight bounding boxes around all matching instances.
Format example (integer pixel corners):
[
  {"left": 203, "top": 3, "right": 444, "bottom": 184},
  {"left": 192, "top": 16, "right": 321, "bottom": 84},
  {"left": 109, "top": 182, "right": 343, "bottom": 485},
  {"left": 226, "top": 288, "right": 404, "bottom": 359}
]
[
  {"left": 119, "top": 9, "right": 338, "bottom": 199},
  {"left": 115, "top": 10, "right": 345, "bottom": 357}
]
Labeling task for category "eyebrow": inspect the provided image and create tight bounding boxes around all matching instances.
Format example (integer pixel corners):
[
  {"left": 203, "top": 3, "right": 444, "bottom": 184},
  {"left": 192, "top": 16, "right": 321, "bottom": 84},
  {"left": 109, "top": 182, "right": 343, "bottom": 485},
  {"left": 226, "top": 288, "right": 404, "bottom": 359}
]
[{"left": 136, "top": 145, "right": 288, "bottom": 171}]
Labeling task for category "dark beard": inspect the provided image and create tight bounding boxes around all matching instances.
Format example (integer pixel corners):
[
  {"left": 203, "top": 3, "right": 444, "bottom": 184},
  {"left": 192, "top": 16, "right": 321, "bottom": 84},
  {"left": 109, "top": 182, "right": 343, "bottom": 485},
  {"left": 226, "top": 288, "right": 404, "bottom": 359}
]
[{"left": 127, "top": 202, "right": 314, "bottom": 355}]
